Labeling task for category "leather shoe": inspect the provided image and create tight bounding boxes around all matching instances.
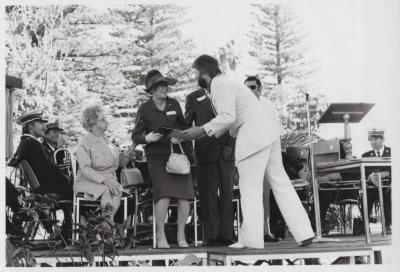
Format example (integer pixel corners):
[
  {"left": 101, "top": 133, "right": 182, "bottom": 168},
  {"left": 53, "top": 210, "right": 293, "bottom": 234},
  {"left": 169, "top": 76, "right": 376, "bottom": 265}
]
[
  {"left": 297, "top": 237, "right": 314, "bottom": 247},
  {"left": 228, "top": 242, "right": 246, "bottom": 249},
  {"left": 264, "top": 233, "right": 281, "bottom": 243}
]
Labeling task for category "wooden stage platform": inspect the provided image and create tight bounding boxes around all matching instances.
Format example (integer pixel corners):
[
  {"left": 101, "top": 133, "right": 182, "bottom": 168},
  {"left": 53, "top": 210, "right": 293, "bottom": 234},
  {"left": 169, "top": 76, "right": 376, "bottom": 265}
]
[{"left": 31, "top": 234, "right": 391, "bottom": 266}]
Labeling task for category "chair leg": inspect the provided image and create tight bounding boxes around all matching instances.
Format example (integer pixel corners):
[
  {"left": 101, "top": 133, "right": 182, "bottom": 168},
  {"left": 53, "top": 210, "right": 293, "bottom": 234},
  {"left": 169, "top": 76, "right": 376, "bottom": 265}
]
[
  {"left": 235, "top": 199, "right": 241, "bottom": 235},
  {"left": 153, "top": 201, "right": 156, "bottom": 249},
  {"left": 124, "top": 197, "right": 128, "bottom": 222},
  {"left": 349, "top": 205, "right": 354, "bottom": 233},
  {"left": 133, "top": 188, "right": 139, "bottom": 239},
  {"left": 339, "top": 205, "right": 347, "bottom": 235},
  {"left": 29, "top": 221, "right": 40, "bottom": 241},
  {"left": 76, "top": 197, "right": 81, "bottom": 240},
  {"left": 194, "top": 197, "right": 198, "bottom": 247},
  {"left": 72, "top": 194, "right": 77, "bottom": 241}
]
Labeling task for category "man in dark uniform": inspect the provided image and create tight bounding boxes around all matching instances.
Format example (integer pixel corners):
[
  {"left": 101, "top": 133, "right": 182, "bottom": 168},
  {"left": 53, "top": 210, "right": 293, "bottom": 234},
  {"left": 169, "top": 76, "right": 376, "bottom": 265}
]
[
  {"left": 42, "top": 120, "right": 65, "bottom": 164},
  {"left": 8, "top": 110, "right": 73, "bottom": 241},
  {"left": 185, "top": 87, "right": 236, "bottom": 246},
  {"left": 362, "top": 128, "right": 391, "bottom": 233}
]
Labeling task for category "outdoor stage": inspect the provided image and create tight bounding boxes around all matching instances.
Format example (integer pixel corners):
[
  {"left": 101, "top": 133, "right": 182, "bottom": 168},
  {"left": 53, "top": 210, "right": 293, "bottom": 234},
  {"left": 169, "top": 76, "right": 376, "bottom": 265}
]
[{"left": 31, "top": 234, "right": 391, "bottom": 266}]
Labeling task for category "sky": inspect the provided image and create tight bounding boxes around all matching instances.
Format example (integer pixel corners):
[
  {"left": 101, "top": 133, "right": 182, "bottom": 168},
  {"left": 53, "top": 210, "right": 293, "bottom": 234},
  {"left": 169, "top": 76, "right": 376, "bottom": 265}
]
[{"left": 184, "top": 0, "right": 400, "bottom": 156}]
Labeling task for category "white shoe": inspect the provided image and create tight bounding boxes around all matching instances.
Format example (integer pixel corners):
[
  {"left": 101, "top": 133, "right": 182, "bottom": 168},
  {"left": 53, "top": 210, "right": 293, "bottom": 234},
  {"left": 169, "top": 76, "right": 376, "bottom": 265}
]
[
  {"left": 178, "top": 240, "right": 189, "bottom": 248},
  {"left": 228, "top": 242, "right": 246, "bottom": 249}
]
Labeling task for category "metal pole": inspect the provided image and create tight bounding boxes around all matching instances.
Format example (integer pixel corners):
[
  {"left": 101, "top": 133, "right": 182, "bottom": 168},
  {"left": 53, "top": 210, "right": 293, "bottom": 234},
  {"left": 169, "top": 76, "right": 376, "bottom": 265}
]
[
  {"left": 377, "top": 173, "right": 386, "bottom": 237},
  {"left": 305, "top": 94, "right": 341, "bottom": 243},
  {"left": 305, "top": 93, "right": 322, "bottom": 239}
]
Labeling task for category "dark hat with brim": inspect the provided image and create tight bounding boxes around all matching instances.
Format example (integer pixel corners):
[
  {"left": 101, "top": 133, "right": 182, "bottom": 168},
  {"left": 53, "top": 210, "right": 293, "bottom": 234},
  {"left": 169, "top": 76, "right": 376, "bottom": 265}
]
[
  {"left": 144, "top": 70, "right": 177, "bottom": 93},
  {"left": 17, "top": 109, "right": 48, "bottom": 125},
  {"left": 368, "top": 128, "right": 385, "bottom": 139},
  {"left": 45, "top": 122, "right": 63, "bottom": 132}
]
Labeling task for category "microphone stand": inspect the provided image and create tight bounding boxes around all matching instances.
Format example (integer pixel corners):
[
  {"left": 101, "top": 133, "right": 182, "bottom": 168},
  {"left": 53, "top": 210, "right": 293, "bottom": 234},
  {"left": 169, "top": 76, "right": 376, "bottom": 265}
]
[{"left": 305, "top": 93, "right": 340, "bottom": 243}]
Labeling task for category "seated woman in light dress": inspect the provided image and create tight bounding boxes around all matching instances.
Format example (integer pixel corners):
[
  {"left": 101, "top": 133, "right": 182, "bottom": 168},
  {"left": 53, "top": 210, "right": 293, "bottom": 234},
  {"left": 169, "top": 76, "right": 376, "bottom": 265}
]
[{"left": 74, "top": 102, "right": 127, "bottom": 223}]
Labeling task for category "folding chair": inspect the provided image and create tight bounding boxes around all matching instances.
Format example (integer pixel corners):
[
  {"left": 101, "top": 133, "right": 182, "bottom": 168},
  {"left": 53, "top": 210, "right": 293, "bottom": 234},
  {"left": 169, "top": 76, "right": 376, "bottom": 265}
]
[
  {"left": 18, "top": 160, "right": 71, "bottom": 240},
  {"left": 72, "top": 191, "right": 130, "bottom": 240}
]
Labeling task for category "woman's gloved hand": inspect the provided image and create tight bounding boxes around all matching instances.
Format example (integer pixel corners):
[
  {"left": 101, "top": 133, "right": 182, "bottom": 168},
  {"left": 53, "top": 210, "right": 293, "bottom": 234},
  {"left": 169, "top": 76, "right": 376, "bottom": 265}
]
[{"left": 145, "top": 132, "right": 163, "bottom": 143}]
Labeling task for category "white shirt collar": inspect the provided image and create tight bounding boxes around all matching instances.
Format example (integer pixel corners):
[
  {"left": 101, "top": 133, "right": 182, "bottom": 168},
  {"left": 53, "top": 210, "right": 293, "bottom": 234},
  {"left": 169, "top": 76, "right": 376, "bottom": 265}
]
[
  {"left": 22, "top": 134, "right": 42, "bottom": 144},
  {"left": 375, "top": 146, "right": 385, "bottom": 156}
]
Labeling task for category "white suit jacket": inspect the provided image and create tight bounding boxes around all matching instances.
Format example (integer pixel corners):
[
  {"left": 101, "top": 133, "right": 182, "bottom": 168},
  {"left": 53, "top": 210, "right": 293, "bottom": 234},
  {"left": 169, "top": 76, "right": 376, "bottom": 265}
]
[{"left": 203, "top": 74, "right": 282, "bottom": 161}]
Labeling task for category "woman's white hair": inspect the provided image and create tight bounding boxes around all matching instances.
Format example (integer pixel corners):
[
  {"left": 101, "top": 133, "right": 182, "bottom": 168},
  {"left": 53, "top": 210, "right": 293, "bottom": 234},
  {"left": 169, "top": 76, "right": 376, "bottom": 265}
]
[{"left": 80, "top": 101, "right": 104, "bottom": 131}]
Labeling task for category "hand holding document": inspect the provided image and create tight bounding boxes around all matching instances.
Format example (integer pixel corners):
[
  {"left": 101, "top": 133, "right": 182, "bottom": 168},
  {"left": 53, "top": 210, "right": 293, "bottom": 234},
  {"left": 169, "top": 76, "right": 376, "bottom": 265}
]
[{"left": 155, "top": 126, "right": 193, "bottom": 141}]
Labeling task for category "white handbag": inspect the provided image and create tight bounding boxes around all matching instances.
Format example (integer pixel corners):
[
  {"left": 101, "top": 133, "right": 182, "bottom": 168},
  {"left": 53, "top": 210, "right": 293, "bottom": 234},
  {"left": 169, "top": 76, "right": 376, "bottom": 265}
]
[
  {"left": 120, "top": 165, "right": 144, "bottom": 188},
  {"left": 166, "top": 142, "right": 190, "bottom": 175}
]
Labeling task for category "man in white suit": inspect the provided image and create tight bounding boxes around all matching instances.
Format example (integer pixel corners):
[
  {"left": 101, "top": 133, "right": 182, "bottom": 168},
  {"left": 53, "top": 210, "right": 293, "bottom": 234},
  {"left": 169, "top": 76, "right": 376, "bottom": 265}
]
[{"left": 183, "top": 55, "right": 314, "bottom": 249}]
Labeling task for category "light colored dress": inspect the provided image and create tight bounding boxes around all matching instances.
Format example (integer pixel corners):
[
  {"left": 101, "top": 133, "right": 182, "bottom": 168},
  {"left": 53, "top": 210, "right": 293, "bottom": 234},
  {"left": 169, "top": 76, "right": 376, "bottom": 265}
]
[{"left": 73, "top": 132, "right": 123, "bottom": 200}]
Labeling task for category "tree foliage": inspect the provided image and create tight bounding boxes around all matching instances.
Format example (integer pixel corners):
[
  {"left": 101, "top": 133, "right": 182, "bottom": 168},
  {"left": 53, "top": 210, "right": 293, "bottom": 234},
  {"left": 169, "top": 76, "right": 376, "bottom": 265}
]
[
  {"left": 248, "top": 3, "right": 327, "bottom": 132},
  {"left": 6, "top": 5, "right": 196, "bottom": 148}
]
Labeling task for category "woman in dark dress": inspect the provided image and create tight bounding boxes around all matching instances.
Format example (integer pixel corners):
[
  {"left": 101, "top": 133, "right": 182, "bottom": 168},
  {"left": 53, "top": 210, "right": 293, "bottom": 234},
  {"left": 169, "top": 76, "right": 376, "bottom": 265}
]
[{"left": 131, "top": 70, "right": 194, "bottom": 248}]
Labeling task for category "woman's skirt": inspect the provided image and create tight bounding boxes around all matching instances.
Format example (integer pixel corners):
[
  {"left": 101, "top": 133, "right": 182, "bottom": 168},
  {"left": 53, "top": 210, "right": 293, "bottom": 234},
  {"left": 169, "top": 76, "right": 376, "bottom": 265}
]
[{"left": 147, "top": 155, "right": 194, "bottom": 202}]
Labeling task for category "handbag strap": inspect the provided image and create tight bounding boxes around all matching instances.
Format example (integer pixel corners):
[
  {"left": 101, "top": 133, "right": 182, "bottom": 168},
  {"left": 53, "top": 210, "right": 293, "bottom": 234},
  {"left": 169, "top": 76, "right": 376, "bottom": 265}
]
[
  {"left": 170, "top": 142, "right": 185, "bottom": 154},
  {"left": 178, "top": 142, "right": 185, "bottom": 154}
]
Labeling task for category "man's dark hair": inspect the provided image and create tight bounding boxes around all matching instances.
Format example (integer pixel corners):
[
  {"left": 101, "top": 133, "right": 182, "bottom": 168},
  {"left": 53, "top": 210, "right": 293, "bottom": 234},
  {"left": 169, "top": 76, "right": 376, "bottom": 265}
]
[
  {"left": 244, "top": 76, "right": 262, "bottom": 87},
  {"left": 22, "top": 124, "right": 29, "bottom": 134},
  {"left": 192, "top": 55, "right": 222, "bottom": 78}
]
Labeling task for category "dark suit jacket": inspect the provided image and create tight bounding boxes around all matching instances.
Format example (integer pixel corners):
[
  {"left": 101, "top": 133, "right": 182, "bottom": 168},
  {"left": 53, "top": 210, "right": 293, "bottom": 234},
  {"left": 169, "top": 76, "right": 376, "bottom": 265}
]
[
  {"left": 185, "top": 88, "right": 235, "bottom": 163},
  {"left": 42, "top": 141, "right": 65, "bottom": 164},
  {"left": 8, "top": 135, "right": 71, "bottom": 198},
  {"left": 362, "top": 145, "right": 391, "bottom": 183},
  {"left": 362, "top": 146, "right": 391, "bottom": 158}
]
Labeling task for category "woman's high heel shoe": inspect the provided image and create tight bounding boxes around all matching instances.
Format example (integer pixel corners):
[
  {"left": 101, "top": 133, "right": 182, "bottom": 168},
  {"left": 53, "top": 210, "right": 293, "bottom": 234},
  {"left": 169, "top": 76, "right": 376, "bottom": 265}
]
[
  {"left": 156, "top": 238, "right": 170, "bottom": 248},
  {"left": 177, "top": 240, "right": 189, "bottom": 248}
]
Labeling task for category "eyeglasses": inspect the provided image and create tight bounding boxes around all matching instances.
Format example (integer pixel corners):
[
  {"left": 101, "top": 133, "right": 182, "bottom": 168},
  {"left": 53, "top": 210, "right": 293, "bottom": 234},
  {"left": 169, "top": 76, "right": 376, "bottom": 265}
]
[{"left": 247, "top": 85, "right": 257, "bottom": 90}]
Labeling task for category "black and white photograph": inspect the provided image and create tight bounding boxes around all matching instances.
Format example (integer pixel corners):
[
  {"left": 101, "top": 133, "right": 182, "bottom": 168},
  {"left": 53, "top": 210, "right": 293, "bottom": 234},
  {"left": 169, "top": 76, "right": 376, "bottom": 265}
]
[{"left": 2, "top": 0, "right": 399, "bottom": 269}]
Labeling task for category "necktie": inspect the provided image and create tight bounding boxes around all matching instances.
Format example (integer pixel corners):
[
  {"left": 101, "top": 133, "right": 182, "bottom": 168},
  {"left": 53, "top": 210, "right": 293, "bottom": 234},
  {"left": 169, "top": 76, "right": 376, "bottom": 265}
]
[{"left": 377, "top": 150, "right": 381, "bottom": 157}]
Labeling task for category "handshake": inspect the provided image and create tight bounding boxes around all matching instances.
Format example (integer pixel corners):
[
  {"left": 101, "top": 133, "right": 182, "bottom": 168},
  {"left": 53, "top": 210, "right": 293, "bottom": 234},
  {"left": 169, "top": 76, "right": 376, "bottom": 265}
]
[{"left": 182, "top": 126, "right": 205, "bottom": 140}]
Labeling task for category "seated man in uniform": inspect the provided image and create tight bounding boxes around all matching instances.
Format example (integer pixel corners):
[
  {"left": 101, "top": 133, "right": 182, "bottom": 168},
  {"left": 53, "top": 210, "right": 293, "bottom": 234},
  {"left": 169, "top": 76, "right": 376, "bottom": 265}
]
[
  {"left": 42, "top": 120, "right": 65, "bottom": 164},
  {"left": 362, "top": 128, "right": 391, "bottom": 233},
  {"left": 8, "top": 110, "right": 73, "bottom": 241}
]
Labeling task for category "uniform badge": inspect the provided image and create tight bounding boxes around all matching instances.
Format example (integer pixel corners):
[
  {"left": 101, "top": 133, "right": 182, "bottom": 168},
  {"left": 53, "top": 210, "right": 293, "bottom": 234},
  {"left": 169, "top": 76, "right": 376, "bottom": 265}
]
[
  {"left": 197, "top": 95, "right": 206, "bottom": 101},
  {"left": 166, "top": 111, "right": 176, "bottom": 115}
]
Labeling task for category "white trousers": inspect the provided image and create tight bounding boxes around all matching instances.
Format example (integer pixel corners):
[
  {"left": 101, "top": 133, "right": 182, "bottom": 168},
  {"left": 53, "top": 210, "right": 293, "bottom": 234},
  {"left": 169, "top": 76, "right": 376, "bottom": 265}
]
[
  {"left": 237, "top": 140, "right": 314, "bottom": 248},
  {"left": 263, "top": 173, "right": 272, "bottom": 234}
]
